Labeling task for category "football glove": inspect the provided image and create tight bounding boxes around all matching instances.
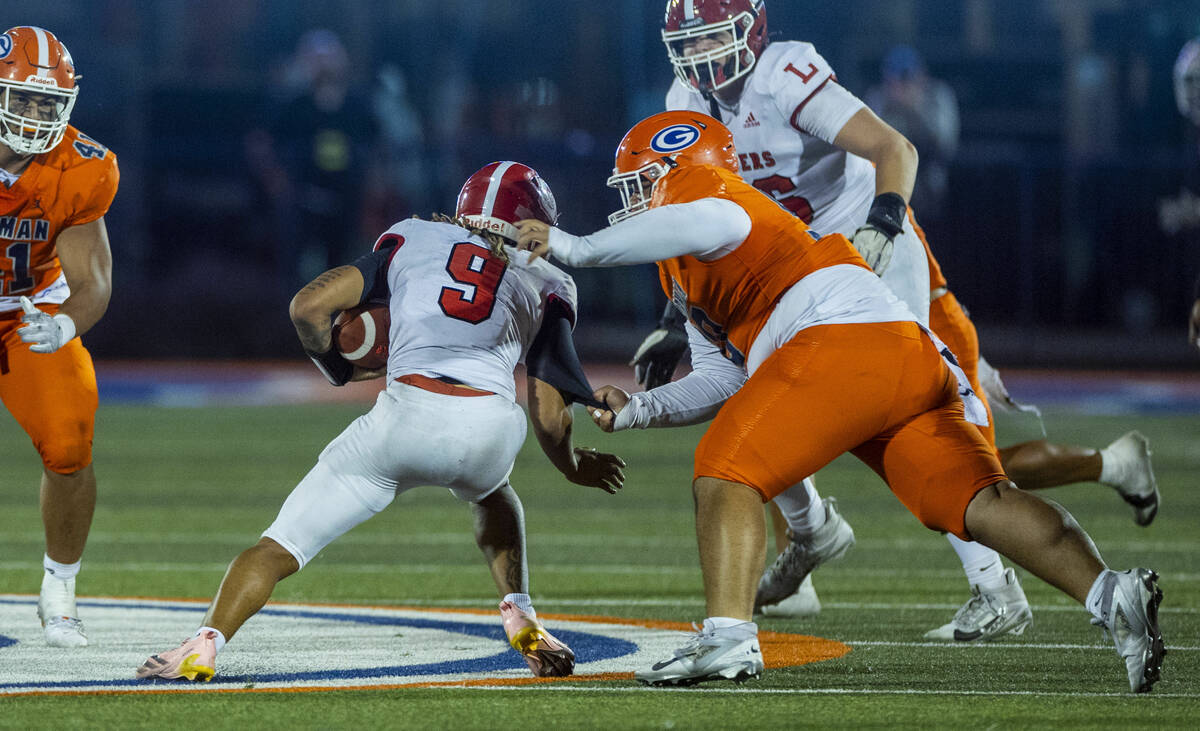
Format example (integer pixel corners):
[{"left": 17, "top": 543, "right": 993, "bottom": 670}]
[
  {"left": 629, "top": 304, "right": 688, "bottom": 390},
  {"left": 852, "top": 192, "right": 908, "bottom": 276},
  {"left": 850, "top": 225, "right": 895, "bottom": 274},
  {"left": 18, "top": 296, "right": 76, "bottom": 354}
]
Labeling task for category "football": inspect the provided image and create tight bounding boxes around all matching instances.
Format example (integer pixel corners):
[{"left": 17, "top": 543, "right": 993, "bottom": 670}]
[{"left": 333, "top": 302, "right": 389, "bottom": 369}]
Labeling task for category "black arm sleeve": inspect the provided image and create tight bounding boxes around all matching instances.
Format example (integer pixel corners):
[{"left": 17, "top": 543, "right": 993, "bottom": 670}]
[
  {"left": 350, "top": 246, "right": 394, "bottom": 305},
  {"left": 658, "top": 300, "right": 686, "bottom": 331},
  {"left": 527, "top": 298, "right": 604, "bottom": 409}
]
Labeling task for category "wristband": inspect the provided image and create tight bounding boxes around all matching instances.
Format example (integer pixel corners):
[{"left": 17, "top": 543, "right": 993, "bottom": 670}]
[
  {"left": 305, "top": 347, "right": 353, "bottom": 387},
  {"left": 865, "top": 192, "right": 907, "bottom": 239}
]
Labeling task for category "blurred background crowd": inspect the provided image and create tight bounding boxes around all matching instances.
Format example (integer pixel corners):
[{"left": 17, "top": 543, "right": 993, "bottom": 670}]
[{"left": 12, "top": 0, "right": 1200, "bottom": 368}]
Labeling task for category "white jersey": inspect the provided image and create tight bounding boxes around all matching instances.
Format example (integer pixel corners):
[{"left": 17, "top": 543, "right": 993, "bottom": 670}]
[
  {"left": 378, "top": 218, "right": 578, "bottom": 401},
  {"left": 666, "top": 41, "right": 875, "bottom": 237},
  {"left": 665, "top": 40, "right": 930, "bottom": 323}
]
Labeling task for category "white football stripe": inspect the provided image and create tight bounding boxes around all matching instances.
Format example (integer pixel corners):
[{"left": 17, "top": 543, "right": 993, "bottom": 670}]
[
  {"left": 480, "top": 161, "right": 514, "bottom": 219},
  {"left": 342, "top": 312, "right": 376, "bottom": 361},
  {"left": 32, "top": 27, "right": 49, "bottom": 73}
]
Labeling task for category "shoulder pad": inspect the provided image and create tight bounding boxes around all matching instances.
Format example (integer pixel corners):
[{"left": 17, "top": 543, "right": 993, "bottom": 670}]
[{"left": 753, "top": 41, "right": 836, "bottom": 97}]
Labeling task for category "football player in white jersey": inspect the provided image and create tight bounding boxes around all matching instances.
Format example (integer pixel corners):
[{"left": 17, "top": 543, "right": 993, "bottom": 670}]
[{"left": 136, "top": 162, "right": 626, "bottom": 682}]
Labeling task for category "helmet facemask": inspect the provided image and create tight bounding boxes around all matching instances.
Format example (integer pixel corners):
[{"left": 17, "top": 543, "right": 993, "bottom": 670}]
[
  {"left": 0, "top": 82, "right": 77, "bottom": 155},
  {"left": 662, "top": 12, "right": 757, "bottom": 95},
  {"left": 606, "top": 159, "right": 673, "bottom": 225}
]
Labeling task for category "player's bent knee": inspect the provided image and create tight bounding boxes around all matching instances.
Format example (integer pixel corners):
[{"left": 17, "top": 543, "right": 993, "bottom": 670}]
[{"left": 40, "top": 442, "right": 93, "bottom": 475}]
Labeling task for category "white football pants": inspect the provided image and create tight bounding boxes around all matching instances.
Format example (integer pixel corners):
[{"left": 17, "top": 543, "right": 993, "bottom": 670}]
[{"left": 263, "top": 380, "right": 527, "bottom": 568}]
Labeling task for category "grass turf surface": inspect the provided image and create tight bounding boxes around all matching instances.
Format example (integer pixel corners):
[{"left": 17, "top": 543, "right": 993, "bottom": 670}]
[{"left": 1, "top": 401, "right": 1197, "bottom": 728}]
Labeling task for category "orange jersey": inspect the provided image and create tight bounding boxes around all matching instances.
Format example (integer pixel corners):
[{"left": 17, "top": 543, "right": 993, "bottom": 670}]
[
  {"left": 0, "top": 126, "right": 118, "bottom": 312},
  {"left": 651, "top": 165, "right": 867, "bottom": 365}
]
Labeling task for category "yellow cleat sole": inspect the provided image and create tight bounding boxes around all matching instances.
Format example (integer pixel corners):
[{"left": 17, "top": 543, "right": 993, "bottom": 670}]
[{"left": 178, "top": 654, "right": 216, "bottom": 682}]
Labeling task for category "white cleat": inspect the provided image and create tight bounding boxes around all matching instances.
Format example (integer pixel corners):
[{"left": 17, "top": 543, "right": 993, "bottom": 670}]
[
  {"left": 754, "top": 497, "right": 854, "bottom": 611},
  {"left": 924, "top": 568, "right": 1032, "bottom": 642},
  {"left": 1102, "top": 431, "right": 1159, "bottom": 526},
  {"left": 1092, "top": 568, "right": 1166, "bottom": 693},
  {"left": 636, "top": 619, "right": 763, "bottom": 687},
  {"left": 38, "top": 574, "right": 88, "bottom": 648},
  {"left": 760, "top": 574, "right": 821, "bottom": 617}
]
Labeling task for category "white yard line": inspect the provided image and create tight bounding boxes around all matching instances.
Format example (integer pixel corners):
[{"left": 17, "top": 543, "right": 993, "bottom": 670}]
[{"left": 443, "top": 685, "right": 1200, "bottom": 699}]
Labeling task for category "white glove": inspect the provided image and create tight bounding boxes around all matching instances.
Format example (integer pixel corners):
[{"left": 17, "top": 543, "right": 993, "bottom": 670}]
[
  {"left": 18, "top": 296, "right": 76, "bottom": 354},
  {"left": 850, "top": 225, "right": 895, "bottom": 275}
]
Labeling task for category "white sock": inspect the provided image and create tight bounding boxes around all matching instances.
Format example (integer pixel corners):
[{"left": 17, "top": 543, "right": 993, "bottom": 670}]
[
  {"left": 196, "top": 626, "right": 228, "bottom": 652},
  {"left": 43, "top": 554, "right": 81, "bottom": 581},
  {"left": 1085, "top": 570, "right": 1116, "bottom": 622},
  {"left": 502, "top": 592, "right": 535, "bottom": 618},
  {"left": 703, "top": 617, "right": 758, "bottom": 640},
  {"left": 946, "top": 534, "right": 1007, "bottom": 591},
  {"left": 773, "top": 477, "right": 825, "bottom": 539}
]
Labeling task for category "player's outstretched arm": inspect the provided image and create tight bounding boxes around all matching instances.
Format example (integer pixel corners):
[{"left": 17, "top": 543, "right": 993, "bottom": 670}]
[
  {"left": 528, "top": 376, "right": 625, "bottom": 494},
  {"left": 289, "top": 265, "right": 365, "bottom": 386},
  {"left": 19, "top": 218, "right": 114, "bottom": 354}
]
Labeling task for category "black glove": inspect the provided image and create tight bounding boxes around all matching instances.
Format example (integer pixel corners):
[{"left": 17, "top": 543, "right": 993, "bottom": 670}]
[
  {"left": 305, "top": 347, "right": 353, "bottom": 386},
  {"left": 629, "top": 303, "right": 688, "bottom": 390}
]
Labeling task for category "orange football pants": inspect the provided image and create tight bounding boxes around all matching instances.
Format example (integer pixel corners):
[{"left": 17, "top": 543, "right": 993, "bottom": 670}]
[
  {"left": 0, "top": 306, "right": 97, "bottom": 474},
  {"left": 694, "top": 321, "right": 1005, "bottom": 539},
  {"left": 928, "top": 290, "right": 996, "bottom": 448}
]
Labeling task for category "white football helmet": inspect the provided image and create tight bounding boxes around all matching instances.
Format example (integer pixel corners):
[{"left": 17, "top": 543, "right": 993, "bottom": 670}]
[
  {"left": 0, "top": 26, "right": 79, "bottom": 155},
  {"left": 1175, "top": 38, "right": 1200, "bottom": 127}
]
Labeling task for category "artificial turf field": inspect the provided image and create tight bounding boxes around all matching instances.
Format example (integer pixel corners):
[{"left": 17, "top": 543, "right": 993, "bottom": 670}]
[{"left": 1, "top": 395, "right": 1197, "bottom": 728}]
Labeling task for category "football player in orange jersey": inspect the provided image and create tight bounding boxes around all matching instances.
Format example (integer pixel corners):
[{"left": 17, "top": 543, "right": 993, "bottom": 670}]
[
  {"left": 637, "top": 0, "right": 1159, "bottom": 636},
  {"left": 517, "top": 111, "right": 1165, "bottom": 693},
  {"left": 0, "top": 26, "right": 118, "bottom": 648}
]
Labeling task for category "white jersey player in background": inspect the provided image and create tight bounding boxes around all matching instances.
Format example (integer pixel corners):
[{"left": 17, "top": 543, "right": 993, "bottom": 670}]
[
  {"left": 637, "top": 0, "right": 1031, "bottom": 634},
  {"left": 136, "top": 162, "right": 625, "bottom": 682}
]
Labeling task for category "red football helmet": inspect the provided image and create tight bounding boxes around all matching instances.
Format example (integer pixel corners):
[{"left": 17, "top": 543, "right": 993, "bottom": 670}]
[
  {"left": 662, "top": 0, "right": 768, "bottom": 95},
  {"left": 455, "top": 161, "right": 559, "bottom": 242},
  {"left": 606, "top": 111, "right": 738, "bottom": 225},
  {"left": 0, "top": 26, "right": 79, "bottom": 155}
]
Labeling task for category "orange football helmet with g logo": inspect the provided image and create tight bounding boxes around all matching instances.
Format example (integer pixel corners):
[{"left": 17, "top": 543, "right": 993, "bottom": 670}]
[
  {"left": 0, "top": 26, "right": 79, "bottom": 155},
  {"left": 606, "top": 110, "right": 738, "bottom": 224}
]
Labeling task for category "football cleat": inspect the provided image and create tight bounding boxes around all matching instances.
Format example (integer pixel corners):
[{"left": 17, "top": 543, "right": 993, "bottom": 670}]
[
  {"left": 1091, "top": 568, "right": 1166, "bottom": 693},
  {"left": 135, "top": 631, "right": 218, "bottom": 681},
  {"left": 499, "top": 601, "right": 575, "bottom": 677},
  {"left": 1101, "top": 431, "right": 1160, "bottom": 526},
  {"left": 636, "top": 619, "right": 763, "bottom": 687},
  {"left": 924, "top": 568, "right": 1032, "bottom": 642},
  {"left": 759, "top": 574, "right": 821, "bottom": 617},
  {"left": 754, "top": 498, "right": 854, "bottom": 611},
  {"left": 38, "top": 574, "right": 87, "bottom": 648}
]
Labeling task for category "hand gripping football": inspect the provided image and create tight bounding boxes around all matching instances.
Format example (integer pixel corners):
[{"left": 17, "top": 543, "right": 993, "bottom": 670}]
[{"left": 333, "top": 303, "right": 389, "bottom": 369}]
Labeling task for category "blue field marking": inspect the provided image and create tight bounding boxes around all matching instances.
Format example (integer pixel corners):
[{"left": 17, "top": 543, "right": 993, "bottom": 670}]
[
  {"left": 0, "top": 597, "right": 637, "bottom": 691},
  {"left": 0, "top": 634, "right": 16, "bottom": 649}
]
